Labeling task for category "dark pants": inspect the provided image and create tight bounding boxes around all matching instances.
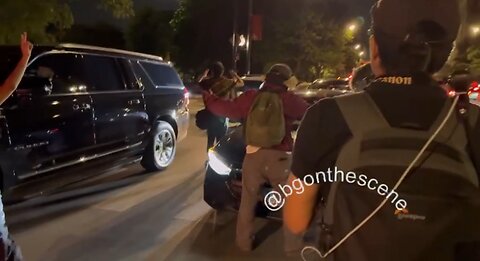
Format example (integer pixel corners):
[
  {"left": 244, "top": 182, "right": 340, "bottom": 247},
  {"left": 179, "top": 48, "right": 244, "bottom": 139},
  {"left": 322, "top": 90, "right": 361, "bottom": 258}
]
[
  {"left": 206, "top": 117, "right": 227, "bottom": 151},
  {"left": 236, "top": 149, "right": 303, "bottom": 253}
]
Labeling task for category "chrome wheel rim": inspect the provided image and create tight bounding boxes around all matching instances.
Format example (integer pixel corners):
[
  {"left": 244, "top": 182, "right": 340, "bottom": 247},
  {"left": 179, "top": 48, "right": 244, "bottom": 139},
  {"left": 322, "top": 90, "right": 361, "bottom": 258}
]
[{"left": 154, "top": 130, "right": 175, "bottom": 167}]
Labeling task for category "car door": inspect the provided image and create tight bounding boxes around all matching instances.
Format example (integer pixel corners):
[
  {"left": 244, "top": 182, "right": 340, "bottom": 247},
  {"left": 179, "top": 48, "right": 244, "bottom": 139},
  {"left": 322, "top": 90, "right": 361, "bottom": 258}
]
[
  {"left": 85, "top": 55, "right": 148, "bottom": 150},
  {"left": 3, "top": 52, "right": 96, "bottom": 180}
]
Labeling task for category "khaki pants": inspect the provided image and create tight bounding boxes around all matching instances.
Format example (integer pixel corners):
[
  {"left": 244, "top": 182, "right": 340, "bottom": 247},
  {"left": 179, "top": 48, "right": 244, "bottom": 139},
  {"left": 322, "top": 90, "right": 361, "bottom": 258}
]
[{"left": 236, "top": 149, "right": 303, "bottom": 253}]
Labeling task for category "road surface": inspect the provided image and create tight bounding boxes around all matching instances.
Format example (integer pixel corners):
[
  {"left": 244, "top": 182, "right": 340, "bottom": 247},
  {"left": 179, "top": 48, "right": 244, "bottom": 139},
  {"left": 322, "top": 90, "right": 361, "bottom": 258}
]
[{"left": 6, "top": 99, "right": 300, "bottom": 261}]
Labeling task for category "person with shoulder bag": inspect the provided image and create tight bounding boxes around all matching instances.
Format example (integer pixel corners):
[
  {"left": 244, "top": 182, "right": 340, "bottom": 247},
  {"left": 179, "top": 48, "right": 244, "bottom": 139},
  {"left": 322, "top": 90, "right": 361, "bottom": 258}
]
[
  {"left": 284, "top": 1, "right": 480, "bottom": 260},
  {"left": 203, "top": 64, "right": 309, "bottom": 254}
]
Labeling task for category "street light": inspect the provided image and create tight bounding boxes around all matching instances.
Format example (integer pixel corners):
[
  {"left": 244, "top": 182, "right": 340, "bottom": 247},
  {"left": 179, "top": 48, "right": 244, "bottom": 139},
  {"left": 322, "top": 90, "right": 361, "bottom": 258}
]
[
  {"left": 354, "top": 44, "right": 361, "bottom": 50},
  {"left": 359, "top": 51, "right": 365, "bottom": 57},
  {"left": 347, "top": 23, "right": 358, "bottom": 32},
  {"left": 472, "top": 25, "right": 480, "bottom": 37},
  {"left": 238, "top": 35, "right": 247, "bottom": 47}
]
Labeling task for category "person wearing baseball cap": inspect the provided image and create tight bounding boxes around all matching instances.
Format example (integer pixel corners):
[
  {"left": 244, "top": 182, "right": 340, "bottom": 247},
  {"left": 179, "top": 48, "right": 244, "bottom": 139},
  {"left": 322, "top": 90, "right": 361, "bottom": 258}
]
[
  {"left": 284, "top": 0, "right": 480, "bottom": 260},
  {"left": 369, "top": 0, "right": 460, "bottom": 76},
  {"left": 203, "top": 64, "right": 309, "bottom": 254}
]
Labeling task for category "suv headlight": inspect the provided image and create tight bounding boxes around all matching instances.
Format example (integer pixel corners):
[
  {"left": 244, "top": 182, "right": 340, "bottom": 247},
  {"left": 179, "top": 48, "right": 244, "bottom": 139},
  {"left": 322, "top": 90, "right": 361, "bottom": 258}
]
[{"left": 208, "top": 149, "right": 231, "bottom": 175}]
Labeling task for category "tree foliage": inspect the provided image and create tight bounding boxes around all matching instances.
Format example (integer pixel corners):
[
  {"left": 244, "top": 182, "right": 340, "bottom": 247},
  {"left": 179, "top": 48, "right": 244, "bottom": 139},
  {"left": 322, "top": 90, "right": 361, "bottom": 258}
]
[
  {"left": 0, "top": 0, "right": 133, "bottom": 45},
  {"left": 99, "top": 0, "right": 134, "bottom": 18},
  {"left": 62, "top": 23, "right": 126, "bottom": 49},
  {"left": 172, "top": 0, "right": 356, "bottom": 79},
  {"left": 127, "top": 9, "right": 175, "bottom": 59},
  {"left": 467, "top": 44, "right": 480, "bottom": 75},
  {"left": 253, "top": 0, "right": 354, "bottom": 80},
  {"left": 171, "top": 0, "right": 234, "bottom": 73}
]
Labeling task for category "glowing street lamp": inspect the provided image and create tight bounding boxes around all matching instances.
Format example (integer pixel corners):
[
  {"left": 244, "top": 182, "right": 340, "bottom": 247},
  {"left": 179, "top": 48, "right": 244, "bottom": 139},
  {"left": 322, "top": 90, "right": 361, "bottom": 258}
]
[
  {"left": 472, "top": 25, "right": 480, "bottom": 37},
  {"left": 354, "top": 44, "right": 361, "bottom": 50},
  {"left": 347, "top": 23, "right": 358, "bottom": 32},
  {"left": 238, "top": 35, "right": 247, "bottom": 47},
  {"left": 359, "top": 51, "right": 365, "bottom": 57}
]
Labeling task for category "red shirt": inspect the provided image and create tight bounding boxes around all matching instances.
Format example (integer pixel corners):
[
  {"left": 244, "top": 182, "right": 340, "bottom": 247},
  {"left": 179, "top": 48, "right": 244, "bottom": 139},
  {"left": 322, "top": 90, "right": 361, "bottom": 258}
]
[{"left": 203, "top": 82, "right": 309, "bottom": 152}]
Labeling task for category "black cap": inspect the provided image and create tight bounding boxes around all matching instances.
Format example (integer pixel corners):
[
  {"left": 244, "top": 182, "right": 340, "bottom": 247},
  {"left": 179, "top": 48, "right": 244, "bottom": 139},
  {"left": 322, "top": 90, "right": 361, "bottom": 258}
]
[
  {"left": 371, "top": 0, "right": 461, "bottom": 73},
  {"left": 371, "top": 0, "right": 460, "bottom": 43},
  {"left": 267, "top": 64, "right": 293, "bottom": 81},
  {"left": 209, "top": 61, "right": 225, "bottom": 78}
]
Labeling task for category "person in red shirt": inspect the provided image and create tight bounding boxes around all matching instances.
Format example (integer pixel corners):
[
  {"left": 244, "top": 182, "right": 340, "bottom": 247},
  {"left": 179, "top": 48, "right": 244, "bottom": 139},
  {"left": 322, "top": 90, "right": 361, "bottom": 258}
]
[{"left": 203, "top": 64, "right": 309, "bottom": 254}]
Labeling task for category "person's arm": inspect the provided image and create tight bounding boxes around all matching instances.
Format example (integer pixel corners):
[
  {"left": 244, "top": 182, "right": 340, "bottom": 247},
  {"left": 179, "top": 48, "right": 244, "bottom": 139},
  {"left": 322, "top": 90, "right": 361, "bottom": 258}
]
[
  {"left": 0, "top": 33, "right": 33, "bottom": 104},
  {"left": 230, "top": 71, "right": 244, "bottom": 88},
  {"left": 203, "top": 90, "right": 254, "bottom": 121},
  {"left": 284, "top": 99, "right": 351, "bottom": 234},
  {"left": 291, "top": 94, "right": 310, "bottom": 120},
  {"left": 284, "top": 175, "right": 320, "bottom": 234},
  {"left": 197, "top": 69, "right": 209, "bottom": 83},
  {"left": 284, "top": 93, "right": 310, "bottom": 123}
]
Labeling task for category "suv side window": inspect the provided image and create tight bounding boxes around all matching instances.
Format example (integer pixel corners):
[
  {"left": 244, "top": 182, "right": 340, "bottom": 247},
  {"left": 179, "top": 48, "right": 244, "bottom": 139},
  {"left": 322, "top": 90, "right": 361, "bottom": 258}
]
[
  {"left": 83, "top": 55, "right": 125, "bottom": 92},
  {"left": 140, "top": 62, "right": 183, "bottom": 87},
  {"left": 26, "top": 53, "right": 88, "bottom": 94},
  {"left": 118, "top": 59, "right": 141, "bottom": 90},
  {"left": 130, "top": 60, "right": 155, "bottom": 90}
]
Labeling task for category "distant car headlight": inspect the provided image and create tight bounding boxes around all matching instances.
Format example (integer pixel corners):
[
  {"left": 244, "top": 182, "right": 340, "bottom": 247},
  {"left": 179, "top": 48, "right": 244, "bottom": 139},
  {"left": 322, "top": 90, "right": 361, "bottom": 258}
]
[{"left": 208, "top": 149, "right": 231, "bottom": 175}]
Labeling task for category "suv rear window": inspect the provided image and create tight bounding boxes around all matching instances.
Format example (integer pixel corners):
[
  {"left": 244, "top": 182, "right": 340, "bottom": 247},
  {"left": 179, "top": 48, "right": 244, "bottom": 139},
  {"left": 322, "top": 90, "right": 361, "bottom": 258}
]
[{"left": 140, "top": 62, "right": 183, "bottom": 87}]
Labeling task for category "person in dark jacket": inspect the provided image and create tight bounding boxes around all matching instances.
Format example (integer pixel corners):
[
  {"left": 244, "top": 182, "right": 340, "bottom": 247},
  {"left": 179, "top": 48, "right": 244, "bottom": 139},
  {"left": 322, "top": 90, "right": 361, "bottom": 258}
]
[
  {"left": 203, "top": 64, "right": 310, "bottom": 254},
  {"left": 285, "top": 0, "right": 480, "bottom": 260},
  {"left": 198, "top": 61, "right": 244, "bottom": 151}
]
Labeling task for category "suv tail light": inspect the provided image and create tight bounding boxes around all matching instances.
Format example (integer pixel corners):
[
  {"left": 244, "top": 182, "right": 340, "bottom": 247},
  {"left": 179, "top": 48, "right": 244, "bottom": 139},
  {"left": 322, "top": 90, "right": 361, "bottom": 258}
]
[
  {"left": 472, "top": 81, "right": 479, "bottom": 91},
  {"left": 183, "top": 87, "right": 190, "bottom": 105}
]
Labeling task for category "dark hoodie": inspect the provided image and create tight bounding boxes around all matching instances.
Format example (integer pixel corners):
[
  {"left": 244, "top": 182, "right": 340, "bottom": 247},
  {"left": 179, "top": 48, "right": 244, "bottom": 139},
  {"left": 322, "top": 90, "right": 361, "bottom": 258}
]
[{"left": 203, "top": 82, "right": 309, "bottom": 152}]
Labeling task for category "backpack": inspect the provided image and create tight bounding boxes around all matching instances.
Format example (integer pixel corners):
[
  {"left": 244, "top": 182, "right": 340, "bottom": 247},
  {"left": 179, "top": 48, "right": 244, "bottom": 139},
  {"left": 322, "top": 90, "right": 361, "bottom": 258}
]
[
  {"left": 303, "top": 92, "right": 480, "bottom": 261},
  {"left": 244, "top": 90, "right": 285, "bottom": 148}
]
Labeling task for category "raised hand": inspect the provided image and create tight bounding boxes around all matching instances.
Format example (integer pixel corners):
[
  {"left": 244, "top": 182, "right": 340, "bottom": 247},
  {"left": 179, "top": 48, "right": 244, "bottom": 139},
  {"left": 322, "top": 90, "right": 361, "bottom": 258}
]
[{"left": 20, "top": 32, "right": 33, "bottom": 59}]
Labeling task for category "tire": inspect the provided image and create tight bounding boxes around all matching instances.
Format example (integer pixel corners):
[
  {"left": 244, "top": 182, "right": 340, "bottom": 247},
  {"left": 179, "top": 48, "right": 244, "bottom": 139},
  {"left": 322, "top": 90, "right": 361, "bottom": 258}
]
[{"left": 141, "top": 121, "right": 177, "bottom": 172}]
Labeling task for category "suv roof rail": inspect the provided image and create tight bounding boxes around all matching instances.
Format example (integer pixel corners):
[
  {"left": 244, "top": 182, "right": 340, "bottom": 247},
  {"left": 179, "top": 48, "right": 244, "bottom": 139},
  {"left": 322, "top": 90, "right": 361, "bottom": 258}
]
[{"left": 56, "top": 43, "right": 164, "bottom": 62}]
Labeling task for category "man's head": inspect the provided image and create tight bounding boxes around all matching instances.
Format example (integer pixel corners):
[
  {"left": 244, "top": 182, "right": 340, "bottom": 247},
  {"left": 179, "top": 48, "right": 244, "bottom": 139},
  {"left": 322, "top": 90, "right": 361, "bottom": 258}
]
[
  {"left": 209, "top": 61, "right": 225, "bottom": 78},
  {"left": 369, "top": 0, "right": 460, "bottom": 77},
  {"left": 265, "top": 64, "right": 298, "bottom": 89}
]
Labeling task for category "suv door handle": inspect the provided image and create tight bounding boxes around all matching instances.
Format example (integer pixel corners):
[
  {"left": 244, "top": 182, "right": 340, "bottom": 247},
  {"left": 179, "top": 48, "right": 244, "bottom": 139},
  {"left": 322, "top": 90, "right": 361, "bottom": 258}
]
[
  {"left": 73, "top": 103, "right": 91, "bottom": 111},
  {"left": 128, "top": 99, "right": 141, "bottom": 105},
  {"left": 81, "top": 103, "right": 91, "bottom": 110}
]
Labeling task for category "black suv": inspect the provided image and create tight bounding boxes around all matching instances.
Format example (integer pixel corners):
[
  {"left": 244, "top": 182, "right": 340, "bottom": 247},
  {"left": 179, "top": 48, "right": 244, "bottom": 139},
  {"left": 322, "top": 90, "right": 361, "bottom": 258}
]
[{"left": 0, "top": 44, "right": 189, "bottom": 201}]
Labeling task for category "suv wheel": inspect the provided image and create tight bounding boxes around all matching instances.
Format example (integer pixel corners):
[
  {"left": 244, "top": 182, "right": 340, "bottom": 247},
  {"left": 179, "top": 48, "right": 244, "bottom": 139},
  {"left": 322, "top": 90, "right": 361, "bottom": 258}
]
[{"left": 141, "top": 121, "right": 176, "bottom": 171}]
